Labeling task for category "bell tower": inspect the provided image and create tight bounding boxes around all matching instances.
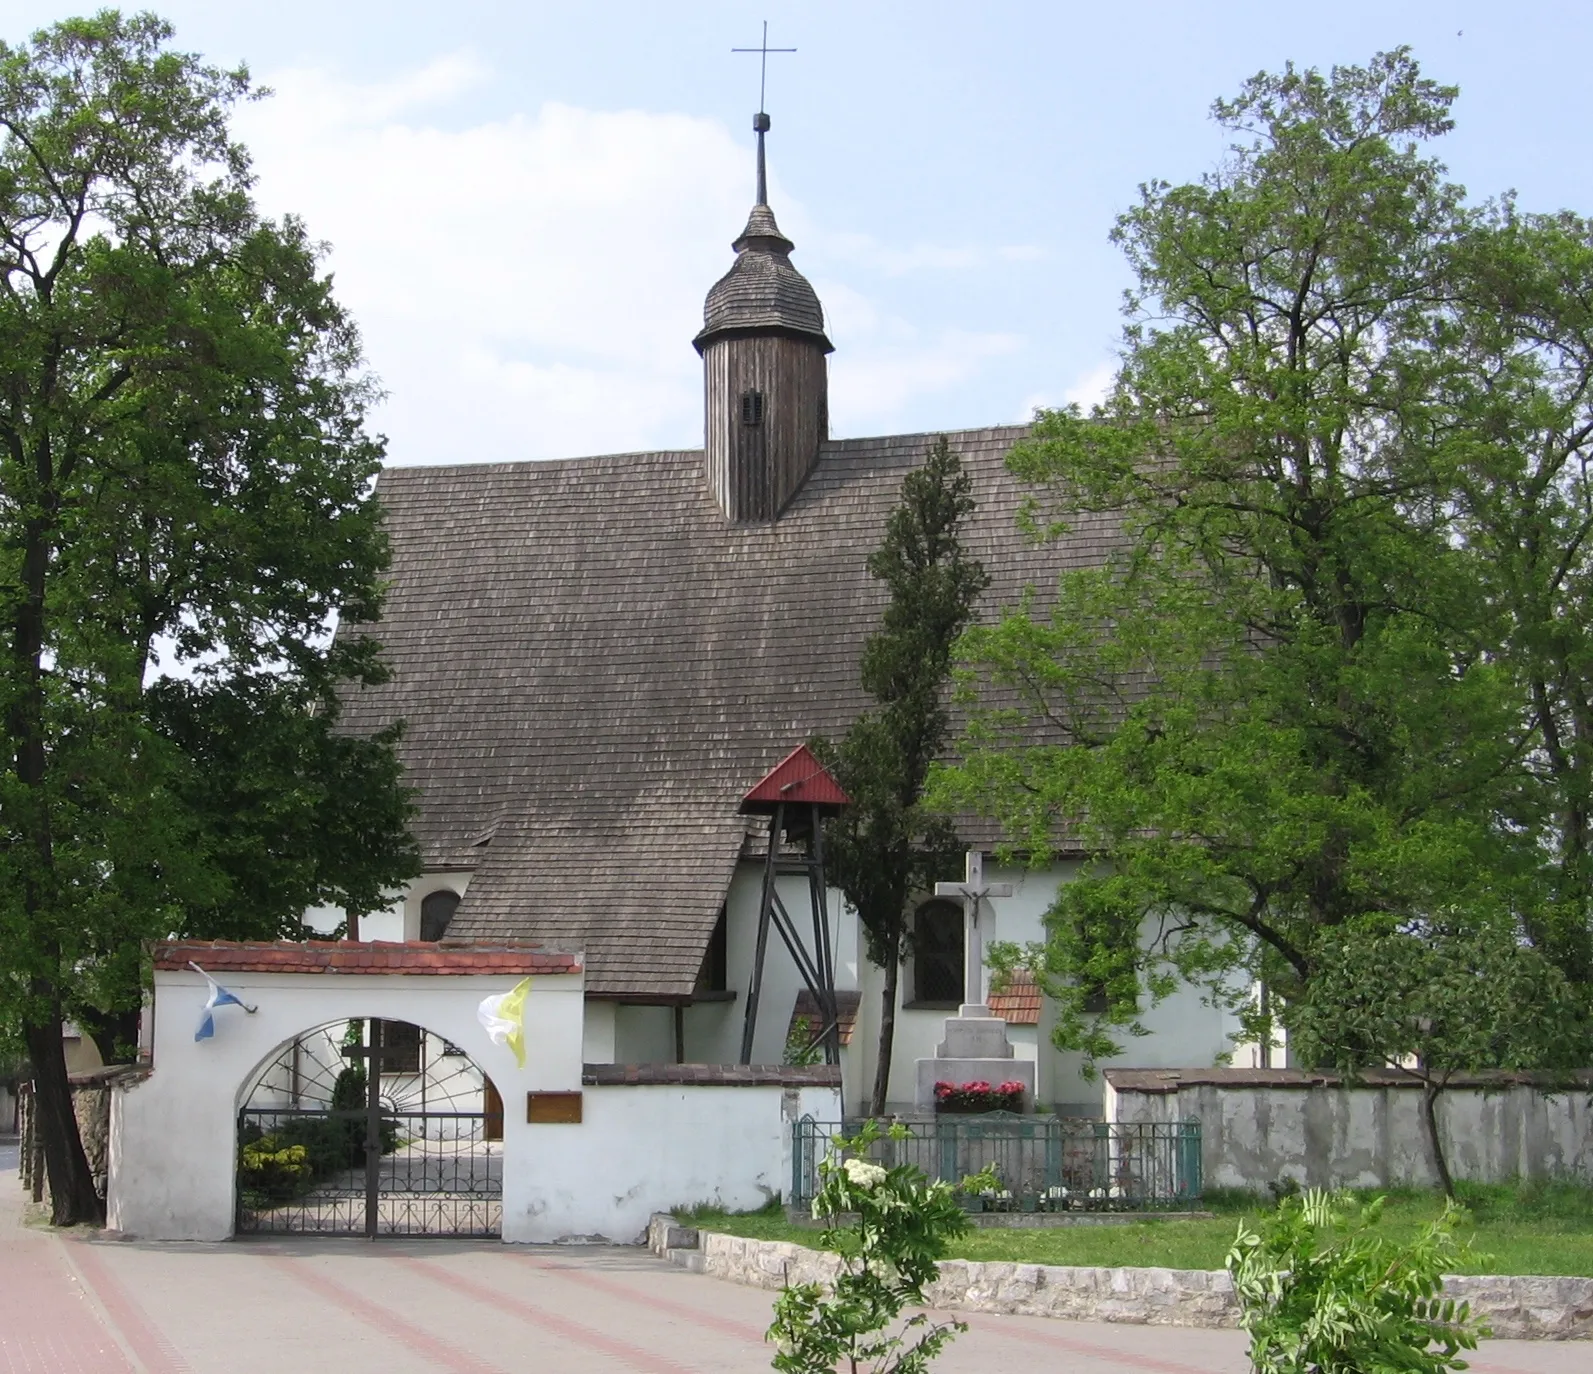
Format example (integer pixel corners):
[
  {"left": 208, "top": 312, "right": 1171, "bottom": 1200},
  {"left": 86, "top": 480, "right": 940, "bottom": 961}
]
[{"left": 694, "top": 109, "right": 832, "bottom": 523}]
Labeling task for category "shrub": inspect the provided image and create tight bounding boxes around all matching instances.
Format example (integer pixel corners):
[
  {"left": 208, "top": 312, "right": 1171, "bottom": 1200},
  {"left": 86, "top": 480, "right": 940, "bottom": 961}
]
[
  {"left": 768, "top": 1121, "right": 997, "bottom": 1373},
  {"left": 238, "top": 1137, "right": 310, "bottom": 1203},
  {"left": 1226, "top": 1189, "right": 1487, "bottom": 1374}
]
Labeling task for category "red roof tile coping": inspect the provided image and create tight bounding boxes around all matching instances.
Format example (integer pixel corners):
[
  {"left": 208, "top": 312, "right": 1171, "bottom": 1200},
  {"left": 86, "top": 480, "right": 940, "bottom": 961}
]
[
  {"left": 787, "top": 990, "right": 862, "bottom": 1047},
  {"left": 988, "top": 968, "right": 1041, "bottom": 1026},
  {"left": 153, "top": 940, "right": 581, "bottom": 976}
]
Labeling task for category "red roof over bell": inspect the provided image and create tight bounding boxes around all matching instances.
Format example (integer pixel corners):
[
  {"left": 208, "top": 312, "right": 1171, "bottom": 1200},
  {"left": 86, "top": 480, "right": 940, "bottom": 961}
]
[{"left": 739, "top": 744, "right": 851, "bottom": 814}]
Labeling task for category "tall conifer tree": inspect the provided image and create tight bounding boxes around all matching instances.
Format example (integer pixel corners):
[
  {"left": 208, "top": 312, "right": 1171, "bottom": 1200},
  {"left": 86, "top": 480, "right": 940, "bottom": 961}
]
[{"left": 821, "top": 438, "right": 988, "bottom": 1116}]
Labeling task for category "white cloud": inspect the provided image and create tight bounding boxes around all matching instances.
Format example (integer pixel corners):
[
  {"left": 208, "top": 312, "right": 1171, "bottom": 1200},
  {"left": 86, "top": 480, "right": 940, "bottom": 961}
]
[
  {"left": 233, "top": 56, "right": 1032, "bottom": 464},
  {"left": 822, "top": 231, "right": 982, "bottom": 275},
  {"left": 236, "top": 59, "right": 749, "bottom": 461},
  {"left": 830, "top": 328, "right": 1023, "bottom": 432},
  {"left": 1063, "top": 360, "right": 1117, "bottom": 409}
]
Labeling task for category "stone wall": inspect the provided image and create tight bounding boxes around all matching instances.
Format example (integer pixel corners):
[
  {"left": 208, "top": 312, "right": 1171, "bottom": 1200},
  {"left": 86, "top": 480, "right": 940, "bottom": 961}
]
[
  {"left": 648, "top": 1216, "right": 1593, "bottom": 1341},
  {"left": 16, "top": 1068, "right": 147, "bottom": 1204},
  {"left": 1105, "top": 1068, "right": 1593, "bottom": 1191}
]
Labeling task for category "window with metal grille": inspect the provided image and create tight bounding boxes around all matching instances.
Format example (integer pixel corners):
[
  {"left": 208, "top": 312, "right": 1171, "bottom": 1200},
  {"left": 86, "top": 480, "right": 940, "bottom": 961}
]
[
  {"left": 740, "top": 389, "right": 764, "bottom": 426},
  {"left": 419, "top": 888, "right": 459, "bottom": 942},
  {"left": 378, "top": 1020, "right": 422, "bottom": 1074},
  {"left": 910, "top": 899, "right": 963, "bottom": 1006}
]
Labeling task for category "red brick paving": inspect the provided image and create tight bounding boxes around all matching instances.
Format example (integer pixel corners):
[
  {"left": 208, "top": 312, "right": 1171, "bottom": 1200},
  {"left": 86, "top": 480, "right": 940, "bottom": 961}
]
[
  {"left": 0, "top": 1218, "right": 133, "bottom": 1374},
  {"left": 2, "top": 1168, "right": 1588, "bottom": 1374},
  {"left": 507, "top": 1250, "right": 771, "bottom": 1347},
  {"left": 268, "top": 1257, "right": 505, "bottom": 1374},
  {"left": 400, "top": 1255, "right": 703, "bottom": 1374}
]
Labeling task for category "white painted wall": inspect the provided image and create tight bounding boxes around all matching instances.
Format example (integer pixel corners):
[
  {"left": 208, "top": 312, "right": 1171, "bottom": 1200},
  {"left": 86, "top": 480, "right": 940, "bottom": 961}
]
[
  {"left": 107, "top": 962, "right": 841, "bottom": 1244},
  {"left": 709, "top": 861, "right": 856, "bottom": 1067},
  {"left": 294, "top": 854, "right": 1243, "bottom": 1124},
  {"left": 107, "top": 965, "right": 583, "bottom": 1243},
  {"left": 532, "top": 1083, "right": 841, "bottom": 1243},
  {"left": 842, "top": 860, "right": 1246, "bottom": 1116},
  {"left": 583, "top": 1001, "right": 618, "bottom": 1063},
  {"left": 615, "top": 1006, "right": 674, "bottom": 1063}
]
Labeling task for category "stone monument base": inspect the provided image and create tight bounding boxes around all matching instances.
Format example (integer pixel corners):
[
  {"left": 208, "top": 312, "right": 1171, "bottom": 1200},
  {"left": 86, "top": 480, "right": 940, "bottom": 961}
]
[
  {"left": 913, "top": 1004, "right": 1036, "bottom": 1111},
  {"left": 914, "top": 1055, "right": 1036, "bottom": 1112}
]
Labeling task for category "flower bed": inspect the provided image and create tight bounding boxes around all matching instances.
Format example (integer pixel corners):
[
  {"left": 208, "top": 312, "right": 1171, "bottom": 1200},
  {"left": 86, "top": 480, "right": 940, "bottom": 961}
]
[{"left": 933, "top": 1079, "right": 1027, "bottom": 1113}]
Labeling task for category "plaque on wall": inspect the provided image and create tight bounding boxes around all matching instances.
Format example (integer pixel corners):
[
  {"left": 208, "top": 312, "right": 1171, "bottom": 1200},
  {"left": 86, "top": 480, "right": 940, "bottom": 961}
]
[{"left": 525, "top": 1091, "right": 583, "bottom": 1124}]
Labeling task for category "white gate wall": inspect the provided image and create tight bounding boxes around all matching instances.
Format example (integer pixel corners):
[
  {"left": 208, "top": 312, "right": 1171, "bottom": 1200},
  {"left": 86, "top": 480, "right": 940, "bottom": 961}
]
[
  {"left": 108, "top": 965, "right": 583, "bottom": 1242},
  {"left": 106, "top": 949, "right": 844, "bottom": 1243}
]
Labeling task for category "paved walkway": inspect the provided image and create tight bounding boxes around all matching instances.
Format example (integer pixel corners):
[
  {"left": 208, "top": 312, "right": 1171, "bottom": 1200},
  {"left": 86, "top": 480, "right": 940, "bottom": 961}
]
[{"left": 0, "top": 1164, "right": 1582, "bottom": 1373}]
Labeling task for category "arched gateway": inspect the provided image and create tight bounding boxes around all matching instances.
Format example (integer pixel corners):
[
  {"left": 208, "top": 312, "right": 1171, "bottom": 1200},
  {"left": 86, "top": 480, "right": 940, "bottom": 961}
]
[
  {"left": 108, "top": 940, "right": 584, "bottom": 1242},
  {"left": 236, "top": 1016, "right": 504, "bottom": 1237},
  {"left": 105, "top": 938, "right": 843, "bottom": 1243}
]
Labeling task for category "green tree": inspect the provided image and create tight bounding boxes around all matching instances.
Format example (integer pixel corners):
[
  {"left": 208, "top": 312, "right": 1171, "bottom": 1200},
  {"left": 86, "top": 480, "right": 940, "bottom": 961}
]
[
  {"left": 1442, "top": 208, "right": 1593, "bottom": 986},
  {"left": 0, "top": 13, "right": 416, "bottom": 1224},
  {"left": 938, "top": 50, "right": 1539, "bottom": 1065},
  {"left": 819, "top": 437, "right": 988, "bottom": 1116},
  {"left": 1290, "top": 923, "right": 1588, "bottom": 1198}
]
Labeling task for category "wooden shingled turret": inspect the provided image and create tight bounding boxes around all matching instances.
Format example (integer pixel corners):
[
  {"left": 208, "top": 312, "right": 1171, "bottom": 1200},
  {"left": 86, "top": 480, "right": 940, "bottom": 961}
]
[
  {"left": 695, "top": 109, "right": 832, "bottom": 524},
  {"left": 737, "top": 745, "right": 849, "bottom": 1068}
]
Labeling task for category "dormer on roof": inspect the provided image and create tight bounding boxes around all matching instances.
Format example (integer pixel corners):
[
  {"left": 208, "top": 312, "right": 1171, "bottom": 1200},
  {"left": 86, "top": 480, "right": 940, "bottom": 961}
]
[{"left": 695, "top": 111, "right": 831, "bottom": 524}]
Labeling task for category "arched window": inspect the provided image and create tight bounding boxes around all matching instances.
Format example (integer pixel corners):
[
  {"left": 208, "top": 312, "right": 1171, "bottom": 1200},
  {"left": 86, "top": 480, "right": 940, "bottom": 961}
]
[
  {"left": 419, "top": 889, "right": 460, "bottom": 942},
  {"left": 911, "top": 899, "right": 963, "bottom": 1006}
]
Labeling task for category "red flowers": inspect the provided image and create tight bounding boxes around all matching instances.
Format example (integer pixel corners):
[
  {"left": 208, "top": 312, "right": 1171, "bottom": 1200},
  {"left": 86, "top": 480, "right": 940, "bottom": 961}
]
[{"left": 933, "top": 1079, "right": 1026, "bottom": 1112}]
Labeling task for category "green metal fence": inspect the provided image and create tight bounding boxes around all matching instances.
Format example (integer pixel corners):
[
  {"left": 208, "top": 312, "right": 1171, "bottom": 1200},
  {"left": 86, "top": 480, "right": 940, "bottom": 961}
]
[{"left": 790, "top": 1114, "right": 1202, "bottom": 1211}]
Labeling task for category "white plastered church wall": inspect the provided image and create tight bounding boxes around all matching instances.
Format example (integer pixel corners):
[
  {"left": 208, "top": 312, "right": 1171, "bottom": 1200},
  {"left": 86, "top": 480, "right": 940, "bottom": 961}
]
[
  {"left": 684, "top": 862, "right": 858, "bottom": 1069},
  {"left": 107, "top": 965, "right": 583, "bottom": 1243},
  {"left": 845, "top": 860, "right": 1245, "bottom": 1114}
]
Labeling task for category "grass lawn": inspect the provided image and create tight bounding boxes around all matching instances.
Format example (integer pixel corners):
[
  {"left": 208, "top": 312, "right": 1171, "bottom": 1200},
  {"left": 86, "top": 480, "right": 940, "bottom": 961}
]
[{"left": 677, "top": 1181, "right": 1593, "bottom": 1277}]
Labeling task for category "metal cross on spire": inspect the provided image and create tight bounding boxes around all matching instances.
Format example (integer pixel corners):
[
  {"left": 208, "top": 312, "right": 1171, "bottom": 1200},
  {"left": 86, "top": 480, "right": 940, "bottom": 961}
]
[
  {"left": 732, "top": 21, "right": 795, "bottom": 206},
  {"left": 733, "top": 20, "right": 796, "bottom": 115}
]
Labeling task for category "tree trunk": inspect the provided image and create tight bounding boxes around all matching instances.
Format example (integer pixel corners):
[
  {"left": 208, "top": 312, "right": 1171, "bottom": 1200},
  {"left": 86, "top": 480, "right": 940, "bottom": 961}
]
[
  {"left": 22, "top": 1009, "right": 105, "bottom": 1226},
  {"left": 870, "top": 933, "right": 901, "bottom": 1118},
  {"left": 1420, "top": 1080, "right": 1455, "bottom": 1200}
]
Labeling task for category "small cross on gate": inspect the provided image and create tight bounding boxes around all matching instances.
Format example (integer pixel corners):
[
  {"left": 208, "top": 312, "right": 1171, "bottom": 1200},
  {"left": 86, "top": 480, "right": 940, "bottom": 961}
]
[
  {"left": 934, "top": 851, "right": 1015, "bottom": 1010},
  {"left": 342, "top": 1021, "right": 408, "bottom": 1239},
  {"left": 732, "top": 20, "right": 796, "bottom": 115}
]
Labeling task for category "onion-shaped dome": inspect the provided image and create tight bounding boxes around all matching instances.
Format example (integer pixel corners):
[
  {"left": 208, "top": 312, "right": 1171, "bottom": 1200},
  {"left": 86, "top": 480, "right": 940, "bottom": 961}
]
[{"left": 694, "top": 202, "right": 832, "bottom": 354}]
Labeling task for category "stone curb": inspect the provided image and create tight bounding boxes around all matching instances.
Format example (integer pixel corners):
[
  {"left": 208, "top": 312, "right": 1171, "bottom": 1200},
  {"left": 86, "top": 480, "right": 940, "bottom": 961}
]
[{"left": 645, "top": 1214, "right": 1593, "bottom": 1341}]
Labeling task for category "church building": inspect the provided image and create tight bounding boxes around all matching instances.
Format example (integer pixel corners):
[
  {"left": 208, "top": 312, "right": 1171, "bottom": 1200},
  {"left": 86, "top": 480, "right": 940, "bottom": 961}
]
[{"left": 323, "top": 112, "right": 1244, "bottom": 1116}]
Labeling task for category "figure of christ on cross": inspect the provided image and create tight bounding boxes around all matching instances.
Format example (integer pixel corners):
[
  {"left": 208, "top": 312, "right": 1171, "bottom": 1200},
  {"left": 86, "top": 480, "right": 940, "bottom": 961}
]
[{"left": 934, "top": 850, "right": 1014, "bottom": 1014}]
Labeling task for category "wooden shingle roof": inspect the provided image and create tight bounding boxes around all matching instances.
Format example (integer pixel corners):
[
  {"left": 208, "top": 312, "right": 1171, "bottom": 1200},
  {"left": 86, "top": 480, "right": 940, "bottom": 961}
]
[
  {"left": 339, "top": 424, "right": 1122, "bottom": 998},
  {"left": 695, "top": 203, "right": 831, "bottom": 351}
]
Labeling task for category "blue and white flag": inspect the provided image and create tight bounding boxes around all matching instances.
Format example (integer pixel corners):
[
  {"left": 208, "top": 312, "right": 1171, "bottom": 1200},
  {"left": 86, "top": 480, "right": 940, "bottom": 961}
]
[{"left": 191, "top": 962, "right": 257, "bottom": 1042}]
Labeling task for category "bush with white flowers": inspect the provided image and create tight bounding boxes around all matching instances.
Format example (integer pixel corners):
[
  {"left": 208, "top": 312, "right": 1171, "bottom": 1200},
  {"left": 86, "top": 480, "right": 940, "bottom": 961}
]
[{"left": 768, "top": 1120, "right": 997, "bottom": 1374}]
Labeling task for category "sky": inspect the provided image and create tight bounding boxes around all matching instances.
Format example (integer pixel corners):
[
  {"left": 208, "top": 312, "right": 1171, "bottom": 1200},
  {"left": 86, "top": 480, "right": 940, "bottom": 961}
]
[{"left": 6, "top": 1, "right": 1591, "bottom": 467}]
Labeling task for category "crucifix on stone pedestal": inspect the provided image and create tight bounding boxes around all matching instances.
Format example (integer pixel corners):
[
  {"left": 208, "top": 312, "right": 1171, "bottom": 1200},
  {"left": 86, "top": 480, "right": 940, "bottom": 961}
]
[{"left": 934, "top": 850, "right": 1014, "bottom": 1013}]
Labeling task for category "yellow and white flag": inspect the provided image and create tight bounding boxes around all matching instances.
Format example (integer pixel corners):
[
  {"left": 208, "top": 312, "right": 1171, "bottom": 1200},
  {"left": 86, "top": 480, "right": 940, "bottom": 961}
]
[{"left": 477, "top": 976, "right": 532, "bottom": 1068}]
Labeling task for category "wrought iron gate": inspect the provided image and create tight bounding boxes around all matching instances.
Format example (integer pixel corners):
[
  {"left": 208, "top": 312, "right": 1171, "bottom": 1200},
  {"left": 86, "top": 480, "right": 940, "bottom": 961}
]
[{"left": 236, "top": 1020, "right": 502, "bottom": 1237}]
